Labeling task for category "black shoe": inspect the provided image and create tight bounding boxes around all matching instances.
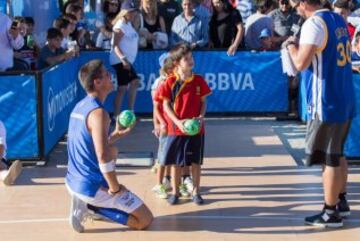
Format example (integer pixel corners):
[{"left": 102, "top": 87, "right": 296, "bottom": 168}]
[
  {"left": 337, "top": 199, "right": 351, "bottom": 218},
  {"left": 167, "top": 195, "right": 179, "bottom": 205},
  {"left": 192, "top": 194, "right": 204, "bottom": 205},
  {"left": 305, "top": 210, "right": 343, "bottom": 228}
]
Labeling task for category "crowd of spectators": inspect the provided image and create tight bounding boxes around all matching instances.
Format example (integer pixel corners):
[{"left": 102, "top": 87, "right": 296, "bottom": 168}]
[{"left": 1, "top": 0, "right": 360, "bottom": 71}]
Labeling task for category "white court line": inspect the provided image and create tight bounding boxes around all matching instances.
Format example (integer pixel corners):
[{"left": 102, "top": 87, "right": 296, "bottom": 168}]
[{"left": 1, "top": 215, "right": 360, "bottom": 224}]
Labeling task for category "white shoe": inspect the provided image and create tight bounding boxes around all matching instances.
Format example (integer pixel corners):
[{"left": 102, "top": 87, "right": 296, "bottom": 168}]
[
  {"left": 162, "top": 177, "right": 171, "bottom": 191},
  {"left": 152, "top": 184, "right": 168, "bottom": 199},
  {"left": 183, "top": 176, "right": 194, "bottom": 193},
  {"left": 179, "top": 183, "right": 190, "bottom": 197},
  {"left": 69, "top": 195, "right": 90, "bottom": 233},
  {"left": 2, "top": 160, "right": 22, "bottom": 185}
]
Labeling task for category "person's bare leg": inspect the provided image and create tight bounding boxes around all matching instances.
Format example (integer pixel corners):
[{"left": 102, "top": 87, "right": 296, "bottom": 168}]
[
  {"left": 126, "top": 204, "right": 153, "bottom": 230},
  {"left": 128, "top": 79, "right": 139, "bottom": 111},
  {"left": 114, "top": 86, "right": 127, "bottom": 116}
]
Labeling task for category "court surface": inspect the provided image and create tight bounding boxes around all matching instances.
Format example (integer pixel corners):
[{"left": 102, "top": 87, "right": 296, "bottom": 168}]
[{"left": 1, "top": 118, "right": 359, "bottom": 241}]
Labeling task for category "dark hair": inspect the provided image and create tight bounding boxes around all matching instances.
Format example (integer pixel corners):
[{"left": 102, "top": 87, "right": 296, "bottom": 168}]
[
  {"left": 53, "top": 17, "right": 71, "bottom": 30},
  {"left": 291, "top": 0, "right": 322, "bottom": 6},
  {"left": 169, "top": 44, "right": 192, "bottom": 64},
  {"left": 66, "top": 4, "right": 83, "bottom": 15},
  {"left": 63, "top": 13, "right": 78, "bottom": 22},
  {"left": 256, "top": 0, "right": 273, "bottom": 12},
  {"left": 24, "top": 17, "right": 34, "bottom": 25},
  {"left": 79, "top": 60, "right": 105, "bottom": 92},
  {"left": 334, "top": 0, "right": 350, "bottom": 9},
  {"left": 211, "top": 0, "right": 236, "bottom": 14},
  {"left": 103, "top": 0, "right": 121, "bottom": 14},
  {"left": 105, "top": 13, "right": 117, "bottom": 32},
  {"left": 13, "top": 16, "right": 26, "bottom": 23},
  {"left": 47, "top": 27, "right": 63, "bottom": 40}
]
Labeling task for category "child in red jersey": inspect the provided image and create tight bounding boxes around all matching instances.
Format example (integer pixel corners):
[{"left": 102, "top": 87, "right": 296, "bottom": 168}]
[{"left": 160, "top": 44, "right": 211, "bottom": 205}]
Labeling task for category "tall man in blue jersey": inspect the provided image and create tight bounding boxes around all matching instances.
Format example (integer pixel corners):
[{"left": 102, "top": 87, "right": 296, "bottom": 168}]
[
  {"left": 286, "top": 0, "right": 355, "bottom": 228},
  {"left": 65, "top": 60, "right": 153, "bottom": 232}
]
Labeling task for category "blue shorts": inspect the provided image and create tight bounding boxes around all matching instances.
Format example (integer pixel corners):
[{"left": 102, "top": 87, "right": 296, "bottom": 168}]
[
  {"left": 157, "top": 134, "right": 167, "bottom": 166},
  {"left": 163, "top": 135, "right": 204, "bottom": 167}
]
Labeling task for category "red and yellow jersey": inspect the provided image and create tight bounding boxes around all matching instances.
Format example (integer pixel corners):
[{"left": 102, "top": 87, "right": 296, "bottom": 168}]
[{"left": 159, "top": 73, "right": 211, "bottom": 136}]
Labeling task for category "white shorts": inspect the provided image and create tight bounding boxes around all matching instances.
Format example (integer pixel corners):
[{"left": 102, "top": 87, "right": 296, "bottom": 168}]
[{"left": 66, "top": 185, "right": 143, "bottom": 214}]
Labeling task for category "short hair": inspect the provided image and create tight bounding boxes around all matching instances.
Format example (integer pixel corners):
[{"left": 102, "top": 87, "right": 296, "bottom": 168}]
[
  {"left": 334, "top": 0, "right": 350, "bottom": 9},
  {"left": 53, "top": 17, "right": 71, "bottom": 30},
  {"left": 63, "top": 13, "right": 77, "bottom": 22},
  {"left": 47, "top": 28, "right": 63, "bottom": 40},
  {"left": 66, "top": 4, "right": 83, "bottom": 14},
  {"left": 78, "top": 60, "right": 105, "bottom": 92},
  {"left": 169, "top": 44, "right": 192, "bottom": 64},
  {"left": 13, "top": 16, "right": 26, "bottom": 23},
  {"left": 255, "top": 0, "right": 273, "bottom": 11},
  {"left": 290, "top": 0, "right": 322, "bottom": 6},
  {"left": 24, "top": 17, "right": 34, "bottom": 25}
]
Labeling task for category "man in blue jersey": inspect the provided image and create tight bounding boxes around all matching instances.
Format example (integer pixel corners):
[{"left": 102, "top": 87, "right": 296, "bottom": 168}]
[
  {"left": 66, "top": 60, "right": 153, "bottom": 232},
  {"left": 286, "top": 0, "right": 355, "bottom": 228}
]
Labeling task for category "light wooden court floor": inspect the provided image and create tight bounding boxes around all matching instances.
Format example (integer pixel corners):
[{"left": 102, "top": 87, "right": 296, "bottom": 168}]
[{"left": 0, "top": 118, "right": 359, "bottom": 241}]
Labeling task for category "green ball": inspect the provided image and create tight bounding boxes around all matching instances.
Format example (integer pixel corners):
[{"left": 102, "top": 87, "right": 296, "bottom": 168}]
[
  {"left": 183, "top": 119, "right": 200, "bottom": 136},
  {"left": 117, "top": 110, "right": 136, "bottom": 128}
]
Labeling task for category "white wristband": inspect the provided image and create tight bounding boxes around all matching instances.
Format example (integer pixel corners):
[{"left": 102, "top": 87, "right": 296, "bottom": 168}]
[{"left": 99, "top": 160, "right": 116, "bottom": 173}]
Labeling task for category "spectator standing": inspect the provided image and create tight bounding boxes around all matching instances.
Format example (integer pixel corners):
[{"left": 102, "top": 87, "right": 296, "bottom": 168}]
[
  {"left": 269, "top": 0, "right": 300, "bottom": 47},
  {"left": 0, "top": 13, "right": 24, "bottom": 71},
  {"left": 158, "top": 0, "right": 181, "bottom": 36},
  {"left": 209, "top": 0, "right": 244, "bottom": 55},
  {"left": 110, "top": 0, "right": 140, "bottom": 115},
  {"left": 139, "top": 0, "right": 167, "bottom": 49},
  {"left": 38, "top": 28, "right": 75, "bottom": 69},
  {"left": 171, "top": 0, "right": 209, "bottom": 48},
  {"left": 333, "top": 0, "right": 356, "bottom": 41},
  {"left": 244, "top": 0, "right": 274, "bottom": 50}
]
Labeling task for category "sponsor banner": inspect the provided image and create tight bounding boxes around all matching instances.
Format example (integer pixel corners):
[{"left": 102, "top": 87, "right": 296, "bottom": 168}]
[
  {"left": 80, "top": 51, "right": 288, "bottom": 113},
  {"left": 42, "top": 58, "right": 80, "bottom": 155},
  {"left": 0, "top": 75, "right": 39, "bottom": 158}
]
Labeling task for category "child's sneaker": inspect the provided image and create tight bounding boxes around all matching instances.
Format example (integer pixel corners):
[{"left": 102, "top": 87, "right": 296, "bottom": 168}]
[
  {"left": 162, "top": 177, "right": 171, "bottom": 191},
  {"left": 150, "top": 163, "right": 159, "bottom": 174},
  {"left": 183, "top": 176, "right": 194, "bottom": 193},
  {"left": 192, "top": 194, "right": 204, "bottom": 205},
  {"left": 167, "top": 195, "right": 179, "bottom": 205},
  {"left": 152, "top": 184, "right": 168, "bottom": 199},
  {"left": 179, "top": 183, "right": 190, "bottom": 197}
]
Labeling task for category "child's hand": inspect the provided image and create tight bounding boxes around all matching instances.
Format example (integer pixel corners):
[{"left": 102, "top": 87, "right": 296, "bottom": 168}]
[
  {"left": 153, "top": 123, "right": 160, "bottom": 138},
  {"left": 176, "top": 119, "right": 186, "bottom": 133}
]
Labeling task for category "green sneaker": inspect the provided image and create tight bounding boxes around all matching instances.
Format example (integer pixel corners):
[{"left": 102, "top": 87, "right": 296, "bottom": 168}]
[
  {"left": 152, "top": 184, "right": 168, "bottom": 199},
  {"left": 179, "top": 183, "right": 190, "bottom": 197}
]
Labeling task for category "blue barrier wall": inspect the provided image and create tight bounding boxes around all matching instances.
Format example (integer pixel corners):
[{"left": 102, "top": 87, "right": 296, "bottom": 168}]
[
  {"left": 0, "top": 75, "right": 39, "bottom": 159},
  {"left": 42, "top": 58, "right": 81, "bottom": 155},
  {"left": 299, "top": 74, "right": 360, "bottom": 157},
  {"left": 80, "top": 51, "right": 289, "bottom": 113}
]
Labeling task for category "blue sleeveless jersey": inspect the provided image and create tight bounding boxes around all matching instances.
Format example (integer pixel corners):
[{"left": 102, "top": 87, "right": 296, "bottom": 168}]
[
  {"left": 302, "top": 10, "right": 355, "bottom": 123},
  {"left": 66, "top": 95, "right": 108, "bottom": 197}
]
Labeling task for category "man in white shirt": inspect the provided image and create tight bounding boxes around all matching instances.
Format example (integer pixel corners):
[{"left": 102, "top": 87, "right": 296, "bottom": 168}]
[
  {"left": 0, "top": 13, "right": 24, "bottom": 71},
  {"left": 0, "top": 120, "right": 23, "bottom": 186}
]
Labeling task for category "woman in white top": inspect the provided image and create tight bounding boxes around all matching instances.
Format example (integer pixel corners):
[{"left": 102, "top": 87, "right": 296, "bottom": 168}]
[{"left": 110, "top": 0, "right": 140, "bottom": 115}]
